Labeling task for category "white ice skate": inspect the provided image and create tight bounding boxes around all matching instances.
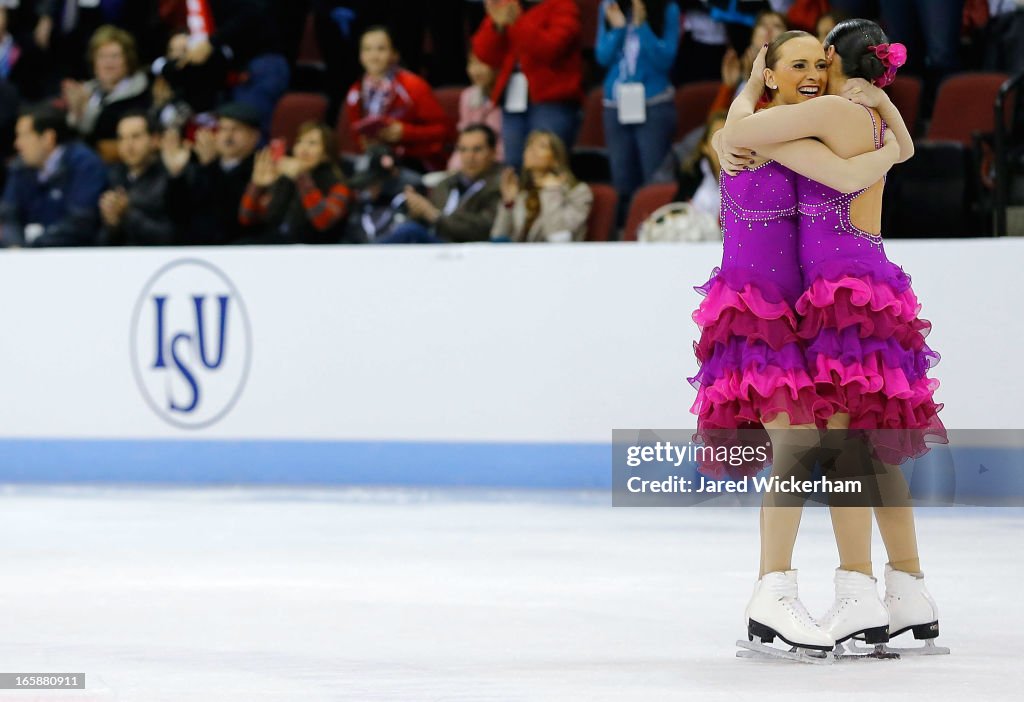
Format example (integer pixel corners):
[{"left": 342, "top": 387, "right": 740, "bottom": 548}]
[
  {"left": 736, "top": 570, "right": 835, "bottom": 664},
  {"left": 845, "top": 565, "right": 949, "bottom": 656},
  {"left": 820, "top": 569, "right": 899, "bottom": 660}
]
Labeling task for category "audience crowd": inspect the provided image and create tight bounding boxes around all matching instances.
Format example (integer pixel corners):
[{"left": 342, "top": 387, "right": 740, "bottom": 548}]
[{"left": 0, "top": 0, "right": 1021, "bottom": 248}]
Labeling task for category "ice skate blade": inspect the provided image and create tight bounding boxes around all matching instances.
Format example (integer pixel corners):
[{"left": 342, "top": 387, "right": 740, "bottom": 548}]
[
  {"left": 835, "top": 642, "right": 901, "bottom": 660},
  {"left": 846, "top": 639, "right": 949, "bottom": 656},
  {"left": 736, "top": 639, "right": 833, "bottom": 664}
]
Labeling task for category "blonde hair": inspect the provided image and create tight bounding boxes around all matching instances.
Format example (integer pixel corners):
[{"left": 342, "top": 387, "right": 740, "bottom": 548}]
[{"left": 88, "top": 25, "right": 139, "bottom": 75}]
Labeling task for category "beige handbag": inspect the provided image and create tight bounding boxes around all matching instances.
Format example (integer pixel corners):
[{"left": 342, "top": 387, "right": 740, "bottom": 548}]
[{"left": 637, "top": 202, "right": 721, "bottom": 242}]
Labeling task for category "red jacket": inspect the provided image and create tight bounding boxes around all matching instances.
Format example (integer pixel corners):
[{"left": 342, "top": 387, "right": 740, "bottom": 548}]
[
  {"left": 472, "top": 0, "right": 584, "bottom": 108},
  {"left": 345, "top": 69, "right": 456, "bottom": 169}
]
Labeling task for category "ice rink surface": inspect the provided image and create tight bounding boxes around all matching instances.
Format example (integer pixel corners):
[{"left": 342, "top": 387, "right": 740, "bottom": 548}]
[{"left": 0, "top": 486, "right": 1020, "bottom": 702}]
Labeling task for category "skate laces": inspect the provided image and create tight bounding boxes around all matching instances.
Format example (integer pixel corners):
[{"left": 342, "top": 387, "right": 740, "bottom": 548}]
[{"left": 780, "top": 595, "right": 822, "bottom": 631}]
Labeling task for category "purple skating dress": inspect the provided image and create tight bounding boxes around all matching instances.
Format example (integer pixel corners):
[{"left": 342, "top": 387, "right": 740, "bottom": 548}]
[
  {"left": 795, "top": 109, "right": 947, "bottom": 464},
  {"left": 689, "top": 161, "right": 819, "bottom": 478}
]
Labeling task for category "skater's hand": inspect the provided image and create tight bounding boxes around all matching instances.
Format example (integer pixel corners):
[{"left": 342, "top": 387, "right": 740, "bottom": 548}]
[
  {"left": 841, "top": 78, "right": 888, "bottom": 109},
  {"left": 713, "top": 131, "right": 760, "bottom": 177},
  {"left": 748, "top": 43, "right": 768, "bottom": 89}
]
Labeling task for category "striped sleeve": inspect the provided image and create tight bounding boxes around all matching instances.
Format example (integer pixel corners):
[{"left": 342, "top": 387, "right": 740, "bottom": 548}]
[
  {"left": 296, "top": 173, "right": 351, "bottom": 231},
  {"left": 239, "top": 184, "right": 271, "bottom": 225}
]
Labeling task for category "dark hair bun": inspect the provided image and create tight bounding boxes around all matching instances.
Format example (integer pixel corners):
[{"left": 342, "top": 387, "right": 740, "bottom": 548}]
[{"left": 859, "top": 52, "right": 886, "bottom": 83}]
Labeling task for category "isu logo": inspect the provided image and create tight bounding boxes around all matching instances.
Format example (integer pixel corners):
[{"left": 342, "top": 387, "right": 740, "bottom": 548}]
[{"left": 131, "top": 259, "right": 252, "bottom": 429}]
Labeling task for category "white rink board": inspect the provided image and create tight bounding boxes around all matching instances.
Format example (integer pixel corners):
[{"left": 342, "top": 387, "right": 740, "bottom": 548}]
[{"left": 0, "top": 239, "right": 1016, "bottom": 443}]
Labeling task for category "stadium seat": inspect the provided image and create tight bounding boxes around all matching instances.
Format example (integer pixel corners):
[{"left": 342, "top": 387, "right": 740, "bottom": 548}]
[
  {"left": 433, "top": 86, "right": 465, "bottom": 129},
  {"left": 335, "top": 108, "right": 363, "bottom": 156},
  {"left": 674, "top": 81, "right": 721, "bottom": 141},
  {"left": 270, "top": 93, "right": 328, "bottom": 148},
  {"left": 576, "top": 86, "right": 606, "bottom": 149},
  {"left": 884, "top": 73, "right": 1010, "bottom": 237},
  {"left": 622, "top": 183, "right": 676, "bottom": 241},
  {"left": 886, "top": 75, "right": 922, "bottom": 138},
  {"left": 585, "top": 183, "right": 618, "bottom": 241},
  {"left": 927, "top": 72, "right": 1010, "bottom": 145}
]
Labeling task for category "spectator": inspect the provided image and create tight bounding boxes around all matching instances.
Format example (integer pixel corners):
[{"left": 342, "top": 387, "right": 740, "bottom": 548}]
[
  {"left": 151, "top": 29, "right": 225, "bottom": 117},
  {"left": 706, "top": 0, "right": 773, "bottom": 53},
  {"left": 674, "top": 110, "right": 725, "bottom": 227},
  {"left": 709, "top": 10, "right": 788, "bottom": 114},
  {"left": 447, "top": 52, "right": 504, "bottom": 171},
  {"left": 345, "top": 26, "right": 456, "bottom": 172},
  {"left": 179, "top": 101, "right": 262, "bottom": 245},
  {"left": 378, "top": 124, "right": 504, "bottom": 244},
  {"left": 345, "top": 144, "right": 425, "bottom": 242},
  {"left": 175, "top": 0, "right": 290, "bottom": 135},
  {"left": 0, "top": 6, "right": 28, "bottom": 92},
  {"left": 596, "top": 0, "right": 681, "bottom": 222},
  {"left": 98, "top": 111, "right": 180, "bottom": 246},
  {"left": 673, "top": 1, "right": 729, "bottom": 84},
  {"left": 62, "top": 25, "right": 150, "bottom": 162},
  {"left": 879, "top": 0, "right": 964, "bottom": 118},
  {"left": 472, "top": 0, "right": 584, "bottom": 170},
  {"left": 238, "top": 122, "right": 353, "bottom": 244},
  {"left": 816, "top": 12, "right": 844, "bottom": 43},
  {"left": 0, "top": 104, "right": 106, "bottom": 247},
  {"left": 491, "top": 130, "right": 593, "bottom": 243}
]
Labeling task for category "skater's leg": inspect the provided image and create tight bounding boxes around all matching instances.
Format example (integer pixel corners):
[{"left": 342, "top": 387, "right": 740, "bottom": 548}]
[
  {"left": 825, "top": 413, "right": 873, "bottom": 576},
  {"left": 829, "top": 506, "right": 873, "bottom": 575},
  {"left": 873, "top": 466, "right": 922, "bottom": 574},
  {"left": 760, "top": 413, "right": 817, "bottom": 577}
]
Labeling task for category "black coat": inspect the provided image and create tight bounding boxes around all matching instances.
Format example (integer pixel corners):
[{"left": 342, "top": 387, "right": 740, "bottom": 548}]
[{"left": 100, "top": 159, "right": 181, "bottom": 246}]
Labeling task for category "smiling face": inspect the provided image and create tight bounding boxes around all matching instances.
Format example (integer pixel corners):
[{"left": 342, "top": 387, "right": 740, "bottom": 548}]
[
  {"left": 764, "top": 35, "right": 828, "bottom": 106},
  {"left": 94, "top": 40, "right": 129, "bottom": 90},
  {"left": 293, "top": 127, "right": 326, "bottom": 170}
]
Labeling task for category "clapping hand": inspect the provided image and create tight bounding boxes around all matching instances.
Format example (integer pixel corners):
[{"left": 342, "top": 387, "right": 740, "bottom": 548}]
[
  {"left": 251, "top": 148, "right": 278, "bottom": 187},
  {"left": 404, "top": 186, "right": 441, "bottom": 223},
  {"left": 99, "top": 188, "right": 130, "bottom": 228},
  {"left": 632, "top": 0, "right": 647, "bottom": 27},
  {"left": 499, "top": 167, "right": 520, "bottom": 203},
  {"left": 604, "top": 1, "right": 626, "bottom": 29},
  {"left": 160, "top": 129, "right": 192, "bottom": 178}
]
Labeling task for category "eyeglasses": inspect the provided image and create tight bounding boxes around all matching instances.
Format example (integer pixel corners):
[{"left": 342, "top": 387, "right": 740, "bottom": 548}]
[{"left": 456, "top": 145, "right": 490, "bottom": 154}]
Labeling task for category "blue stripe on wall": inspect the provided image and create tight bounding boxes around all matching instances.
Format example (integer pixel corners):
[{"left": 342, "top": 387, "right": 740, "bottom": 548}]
[
  {"left": 0, "top": 439, "right": 611, "bottom": 488},
  {"left": 0, "top": 440, "right": 1021, "bottom": 501}
]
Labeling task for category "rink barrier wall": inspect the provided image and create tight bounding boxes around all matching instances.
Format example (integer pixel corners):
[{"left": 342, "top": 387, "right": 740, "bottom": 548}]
[{"left": 0, "top": 241, "right": 1020, "bottom": 490}]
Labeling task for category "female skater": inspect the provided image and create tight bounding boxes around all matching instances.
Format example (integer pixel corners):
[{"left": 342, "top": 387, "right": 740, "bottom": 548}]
[
  {"left": 719, "top": 20, "right": 947, "bottom": 654},
  {"left": 688, "top": 31, "right": 902, "bottom": 653}
]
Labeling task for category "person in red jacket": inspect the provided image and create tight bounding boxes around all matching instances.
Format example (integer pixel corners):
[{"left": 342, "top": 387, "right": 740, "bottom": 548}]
[
  {"left": 344, "top": 26, "right": 456, "bottom": 172},
  {"left": 471, "top": 0, "right": 583, "bottom": 170}
]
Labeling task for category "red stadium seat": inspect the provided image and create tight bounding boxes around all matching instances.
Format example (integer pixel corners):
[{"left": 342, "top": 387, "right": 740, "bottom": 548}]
[
  {"left": 886, "top": 75, "right": 922, "bottom": 138},
  {"left": 585, "top": 183, "right": 618, "bottom": 241},
  {"left": 270, "top": 92, "right": 328, "bottom": 149},
  {"left": 926, "top": 72, "right": 1010, "bottom": 146},
  {"left": 674, "top": 81, "right": 721, "bottom": 141},
  {"left": 622, "top": 183, "right": 677, "bottom": 241},
  {"left": 335, "top": 108, "right": 363, "bottom": 156},
  {"left": 576, "top": 86, "right": 606, "bottom": 149},
  {"left": 433, "top": 86, "right": 465, "bottom": 129}
]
